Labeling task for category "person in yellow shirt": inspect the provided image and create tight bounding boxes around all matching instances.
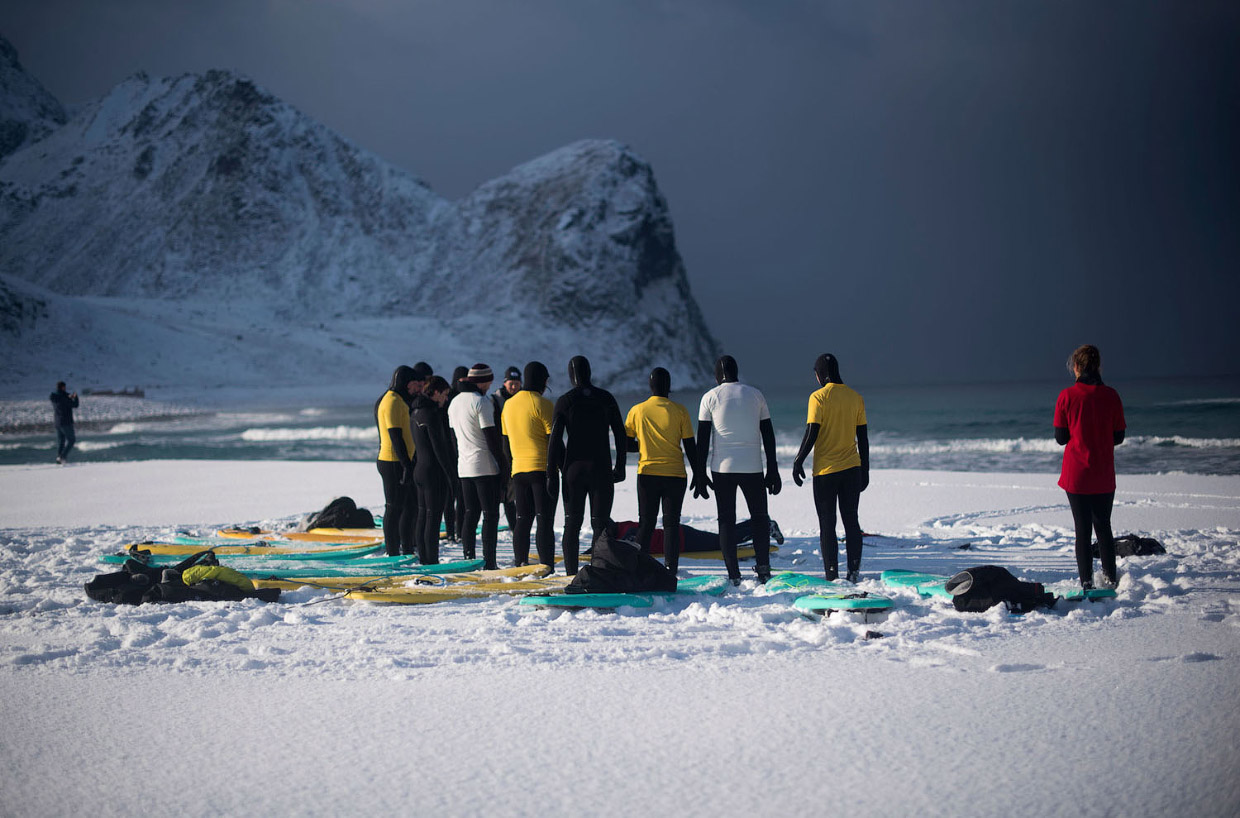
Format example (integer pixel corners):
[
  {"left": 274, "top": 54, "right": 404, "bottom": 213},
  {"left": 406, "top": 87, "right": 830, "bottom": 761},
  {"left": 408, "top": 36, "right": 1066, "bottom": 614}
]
[
  {"left": 624, "top": 367, "right": 705, "bottom": 573},
  {"left": 375, "top": 364, "right": 427, "bottom": 556},
  {"left": 791, "top": 354, "right": 869, "bottom": 582},
  {"left": 500, "top": 361, "right": 557, "bottom": 567}
]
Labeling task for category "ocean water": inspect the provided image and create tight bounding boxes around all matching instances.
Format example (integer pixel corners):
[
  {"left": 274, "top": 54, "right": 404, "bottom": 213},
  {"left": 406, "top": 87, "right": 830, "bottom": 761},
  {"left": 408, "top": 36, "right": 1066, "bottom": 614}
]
[{"left": 2, "top": 377, "right": 1237, "bottom": 475}]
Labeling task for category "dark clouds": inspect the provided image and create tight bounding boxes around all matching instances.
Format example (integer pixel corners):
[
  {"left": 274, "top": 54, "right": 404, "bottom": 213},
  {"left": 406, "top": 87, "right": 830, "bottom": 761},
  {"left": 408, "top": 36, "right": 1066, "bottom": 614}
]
[{"left": 6, "top": 1, "right": 1238, "bottom": 386}]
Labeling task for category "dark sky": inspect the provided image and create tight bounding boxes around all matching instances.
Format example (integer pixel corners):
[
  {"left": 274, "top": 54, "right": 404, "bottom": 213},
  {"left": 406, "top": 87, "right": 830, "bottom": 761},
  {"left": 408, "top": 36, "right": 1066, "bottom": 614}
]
[{"left": 6, "top": 1, "right": 1238, "bottom": 387}]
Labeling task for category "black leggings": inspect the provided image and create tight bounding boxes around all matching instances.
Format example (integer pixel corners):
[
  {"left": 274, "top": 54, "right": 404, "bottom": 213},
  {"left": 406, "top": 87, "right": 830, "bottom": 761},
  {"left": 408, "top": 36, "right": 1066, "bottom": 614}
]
[
  {"left": 414, "top": 471, "right": 448, "bottom": 564},
  {"left": 460, "top": 475, "right": 501, "bottom": 569},
  {"left": 1067, "top": 491, "right": 1116, "bottom": 585},
  {"left": 813, "top": 468, "right": 863, "bottom": 579},
  {"left": 637, "top": 475, "right": 687, "bottom": 572},
  {"left": 512, "top": 471, "right": 558, "bottom": 568},
  {"left": 711, "top": 471, "right": 770, "bottom": 580},
  {"left": 377, "top": 460, "right": 417, "bottom": 557},
  {"left": 560, "top": 460, "right": 614, "bottom": 575}
]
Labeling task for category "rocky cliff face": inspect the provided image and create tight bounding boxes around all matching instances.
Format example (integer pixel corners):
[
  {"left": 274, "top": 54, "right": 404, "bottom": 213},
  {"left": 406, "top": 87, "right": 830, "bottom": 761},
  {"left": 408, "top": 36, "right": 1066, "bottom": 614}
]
[
  {"left": 0, "top": 36, "right": 66, "bottom": 160},
  {"left": 0, "top": 38, "right": 718, "bottom": 392}
]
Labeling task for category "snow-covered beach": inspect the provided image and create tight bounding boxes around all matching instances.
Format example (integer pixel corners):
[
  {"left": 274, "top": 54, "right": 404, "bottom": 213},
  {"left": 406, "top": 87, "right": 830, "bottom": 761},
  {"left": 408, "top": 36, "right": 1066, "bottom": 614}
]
[{"left": 2, "top": 460, "right": 1237, "bottom": 816}]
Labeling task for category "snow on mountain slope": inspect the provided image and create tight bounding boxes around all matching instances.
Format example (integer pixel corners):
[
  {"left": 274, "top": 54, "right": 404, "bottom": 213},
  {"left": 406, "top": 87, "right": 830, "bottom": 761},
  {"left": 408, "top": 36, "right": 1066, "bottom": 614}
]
[
  {"left": 0, "top": 44, "right": 719, "bottom": 395},
  {"left": 0, "top": 35, "right": 65, "bottom": 159}
]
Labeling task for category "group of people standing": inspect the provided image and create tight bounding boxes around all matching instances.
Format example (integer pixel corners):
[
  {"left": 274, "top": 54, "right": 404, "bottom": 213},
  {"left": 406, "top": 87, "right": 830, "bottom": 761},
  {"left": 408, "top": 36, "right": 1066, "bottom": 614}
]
[{"left": 375, "top": 343, "right": 1125, "bottom": 590}]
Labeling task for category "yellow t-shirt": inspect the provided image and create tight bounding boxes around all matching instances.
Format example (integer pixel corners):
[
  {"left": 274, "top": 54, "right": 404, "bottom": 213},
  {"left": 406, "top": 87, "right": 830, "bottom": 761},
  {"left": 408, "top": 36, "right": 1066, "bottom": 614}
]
[
  {"left": 501, "top": 390, "right": 554, "bottom": 474},
  {"left": 376, "top": 391, "right": 415, "bottom": 462},
  {"left": 807, "top": 383, "right": 866, "bottom": 475},
  {"left": 625, "top": 396, "right": 693, "bottom": 477}
]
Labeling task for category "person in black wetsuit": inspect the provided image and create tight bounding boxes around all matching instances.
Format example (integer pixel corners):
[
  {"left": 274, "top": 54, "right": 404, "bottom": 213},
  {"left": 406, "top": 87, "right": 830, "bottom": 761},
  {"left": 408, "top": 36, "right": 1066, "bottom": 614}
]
[
  {"left": 491, "top": 366, "right": 522, "bottom": 532},
  {"left": 375, "top": 365, "right": 426, "bottom": 556},
  {"left": 624, "top": 367, "right": 705, "bottom": 574},
  {"left": 500, "top": 362, "right": 557, "bottom": 567},
  {"left": 443, "top": 365, "right": 470, "bottom": 543},
  {"left": 791, "top": 354, "right": 869, "bottom": 582},
  {"left": 49, "top": 381, "right": 80, "bottom": 464},
  {"left": 695, "top": 355, "right": 781, "bottom": 584},
  {"left": 547, "top": 356, "right": 626, "bottom": 575},
  {"left": 411, "top": 375, "right": 458, "bottom": 564}
]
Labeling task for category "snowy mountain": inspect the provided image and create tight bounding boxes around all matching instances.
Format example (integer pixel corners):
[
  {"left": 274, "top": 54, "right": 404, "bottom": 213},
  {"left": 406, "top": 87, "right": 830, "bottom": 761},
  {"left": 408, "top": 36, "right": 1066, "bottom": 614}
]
[
  {"left": 0, "top": 35, "right": 718, "bottom": 396},
  {"left": 0, "top": 35, "right": 65, "bottom": 160}
]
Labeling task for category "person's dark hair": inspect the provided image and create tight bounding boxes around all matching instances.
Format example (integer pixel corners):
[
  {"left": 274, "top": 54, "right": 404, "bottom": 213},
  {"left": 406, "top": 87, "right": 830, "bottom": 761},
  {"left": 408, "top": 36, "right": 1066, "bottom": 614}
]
[
  {"left": 814, "top": 353, "right": 842, "bottom": 385},
  {"left": 412, "top": 361, "right": 434, "bottom": 381},
  {"left": 451, "top": 366, "right": 469, "bottom": 390},
  {"left": 649, "top": 367, "right": 671, "bottom": 397},
  {"left": 714, "top": 355, "right": 738, "bottom": 384},
  {"left": 56, "top": 381, "right": 66, "bottom": 390},
  {"left": 385, "top": 365, "right": 419, "bottom": 406},
  {"left": 1068, "top": 345, "right": 1102, "bottom": 379},
  {"left": 425, "top": 375, "right": 451, "bottom": 396}
]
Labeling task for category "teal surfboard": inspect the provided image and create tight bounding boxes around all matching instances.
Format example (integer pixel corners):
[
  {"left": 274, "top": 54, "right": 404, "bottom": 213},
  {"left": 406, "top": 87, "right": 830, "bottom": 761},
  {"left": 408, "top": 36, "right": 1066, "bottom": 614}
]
[
  {"left": 1056, "top": 587, "right": 1118, "bottom": 602},
  {"left": 162, "top": 540, "right": 383, "bottom": 560},
  {"left": 241, "top": 558, "right": 484, "bottom": 580},
  {"left": 100, "top": 552, "right": 419, "bottom": 570},
  {"left": 880, "top": 569, "right": 952, "bottom": 599},
  {"left": 793, "top": 592, "right": 893, "bottom": 615},
  {"left": 764, "top": 572, "right": 845, "bottom": 593}
]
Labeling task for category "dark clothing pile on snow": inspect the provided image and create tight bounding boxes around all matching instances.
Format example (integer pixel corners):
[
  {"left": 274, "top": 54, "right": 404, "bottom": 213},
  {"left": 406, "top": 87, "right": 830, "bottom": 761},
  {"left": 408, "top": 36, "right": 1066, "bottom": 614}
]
[
  {"left": 944, "top": 565, "right": 1055, "bottom": 614},
  {"left": 300, "top": 496, "right": 375, "bottom": 531},
  {"left": 566, "top": 529, "right": 677, "bottom": 594},
  {"left": 85, "top": 550, "right": 280, "bottom": 605},
  {"left": 1094, "top": 534, "right": 1165, "bottom": 558}
]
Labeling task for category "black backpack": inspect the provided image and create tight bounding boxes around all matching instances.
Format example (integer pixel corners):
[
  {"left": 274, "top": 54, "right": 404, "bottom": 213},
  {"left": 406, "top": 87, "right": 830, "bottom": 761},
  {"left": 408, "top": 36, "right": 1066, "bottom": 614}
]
[
  {"left": 304, "top": 496, "right": 375, "bottom": 530},
  {"left": 566, "top": 529, "right": 677, "bottom": 594},
  {"left": 945, "top": 565, "right": 1056, "bottom": 614},
  {"left": 1093, "top": 534, "right": 1166, "bottom": 558}
]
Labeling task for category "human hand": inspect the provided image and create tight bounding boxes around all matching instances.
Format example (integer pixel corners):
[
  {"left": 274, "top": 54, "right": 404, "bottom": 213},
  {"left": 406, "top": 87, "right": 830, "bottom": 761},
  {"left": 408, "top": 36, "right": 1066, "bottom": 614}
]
[
  {"left": 792, "top": 460, "right": 805, "bottom": 487},
  {"left": 765, "top": 469, "right": 781, "bottom": 496}
]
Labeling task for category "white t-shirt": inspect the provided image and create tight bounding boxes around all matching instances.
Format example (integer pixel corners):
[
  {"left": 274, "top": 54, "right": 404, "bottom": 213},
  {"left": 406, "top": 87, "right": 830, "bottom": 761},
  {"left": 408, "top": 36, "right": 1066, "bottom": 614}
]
[
  {"left": 697, "top": 382, "right": 771, "bottom": 473},
  {"left": 447, "top": 392, "right": 499, "bottom": 478}
]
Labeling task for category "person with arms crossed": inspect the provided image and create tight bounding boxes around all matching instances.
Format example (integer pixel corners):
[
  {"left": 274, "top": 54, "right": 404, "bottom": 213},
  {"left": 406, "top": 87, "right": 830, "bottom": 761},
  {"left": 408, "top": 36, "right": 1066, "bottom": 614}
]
[
  {"left": 375, "top": 365, "right": 425, "bottom": 556},
  {"left": 49, "top": 381, "right": 79, "bottom": 464},
  {"left": 696, "top": 355, "right": 780, "bottom": 585},
  {"left": 1054, "top": 344, "right": 1125, "bottom": 590},
  {"left": 791, "top": 353, "right": 869, "bottom": 582},
  {"left": 448, "top": 364, "right": 507, "bottom": 570}
]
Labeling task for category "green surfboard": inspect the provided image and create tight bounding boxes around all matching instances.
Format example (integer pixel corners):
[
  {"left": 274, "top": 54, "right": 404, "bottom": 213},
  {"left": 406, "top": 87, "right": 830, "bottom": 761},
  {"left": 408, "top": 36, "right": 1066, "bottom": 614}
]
[
  {"left": 1056, "top": 587, "right": 1118, "bottom": 602},
  {"left": 519, "top": 575, "right": 730, "bottom": 609},
  {"left": 793, "top": 592, "right": 893, "bottom": 615},
  {"left": 880, "top": 569, "right": 952, "bottom": 599},
  {"left": 764, "top": 572, "right": 846, "bottom": 593}
]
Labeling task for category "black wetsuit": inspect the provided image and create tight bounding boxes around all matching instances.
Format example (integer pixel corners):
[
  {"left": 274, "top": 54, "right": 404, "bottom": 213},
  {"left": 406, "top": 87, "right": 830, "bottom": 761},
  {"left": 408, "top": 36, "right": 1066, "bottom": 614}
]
[
  {"left": 50, "top": 389, "right": 79, "bottom": 460},
  {"left": 375, "top": 381, "right": 417, "bottom": 557},
  {"left": 491, "top": 388, "right": 520, "bottom": 531},
  {"left": 548, "top": 361, "right": 625, "bottom": 575},
  {"left": 412, "top": 395, "right": 457, "bottom": 564}
]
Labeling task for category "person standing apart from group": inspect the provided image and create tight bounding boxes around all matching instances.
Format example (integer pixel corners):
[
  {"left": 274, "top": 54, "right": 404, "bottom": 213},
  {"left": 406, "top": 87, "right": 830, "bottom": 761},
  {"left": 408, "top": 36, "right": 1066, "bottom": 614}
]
[
  {"left": 50, "top": 381, "right": 79, "bottom": 465},
  {"left": 501, "top": 361, "right": 558, "bottom": 568},
  {"left": 448, "top": 364, "right": 507, "bottom": 570},
  {"left": 696, "top": 355, "right": 780, "bottom": 585},
  {"left": 1054, "top": 344, "right": 1125, "bottom": 590},
  {"left": 547, "top": 356, "right": 626, "bottom": 575},
  {"left": 625, "top": 367, "right": 704, "bottom": 574},
  {"left": 791, "top": 354, "right": 869, "bottom": 582},
  {"left": 375, "top": 365, "right": 426, "bottom": 556},
  {"left": 491, "top": 366, "right": 523, "bottom": 533},
  {"left": 411, "top": 375, "right": 458, "bottom": 564}
]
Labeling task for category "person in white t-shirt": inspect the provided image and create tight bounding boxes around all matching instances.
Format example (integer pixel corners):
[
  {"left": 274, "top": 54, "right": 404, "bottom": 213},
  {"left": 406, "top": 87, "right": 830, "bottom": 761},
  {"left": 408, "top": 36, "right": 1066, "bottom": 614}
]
[
  {"left": 695, "top": 355, "right": 781, "bottom": 584},
  {"left": 447, "top": 363, "right": 508, "bottom": 569}
]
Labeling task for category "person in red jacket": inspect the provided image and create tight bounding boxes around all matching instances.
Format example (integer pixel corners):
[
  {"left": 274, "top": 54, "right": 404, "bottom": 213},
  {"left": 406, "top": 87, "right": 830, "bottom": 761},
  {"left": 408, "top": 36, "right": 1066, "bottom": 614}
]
[{"left": 1054, "top": 344, "right": 1126, "bottom": 590}]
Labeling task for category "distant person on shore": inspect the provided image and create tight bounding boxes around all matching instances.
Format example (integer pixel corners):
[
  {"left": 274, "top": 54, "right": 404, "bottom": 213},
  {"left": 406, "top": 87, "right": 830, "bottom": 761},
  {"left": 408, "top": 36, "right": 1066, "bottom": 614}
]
[
  {"left": 625, "top": 367, "right": 704, "bottom": 574},
  {"left": 443, "top": 365, "right": 470, "bottom": 543},
  {"left": 448, "top": 364, "right": 507, "bottom": 570},
  {"left": 501, "top": 361, "right": 557, "bottom": 568},
  {"left": 412, "top": 376, "right": 458, "bottom": 564},
  {"left": 791, "top": 354, "right": 869, "bottom": 582},
  {"left": 1055, "top": 344, "right": 1126, "bottom": 590},
  {"left": 491, "top": 366, "right": 523, "bottom": 532},
  {"left": 50, "top": 381, "right": 80, "bottom": 465},
  {"left": 696, "top": 355, "right": 780, "bottom": 585},
  {"left": 547, "top": 356, "right": 626, "bottom": 575},
  {"left": 375, "top": 365, "right": 425, "bottom": 556}
]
